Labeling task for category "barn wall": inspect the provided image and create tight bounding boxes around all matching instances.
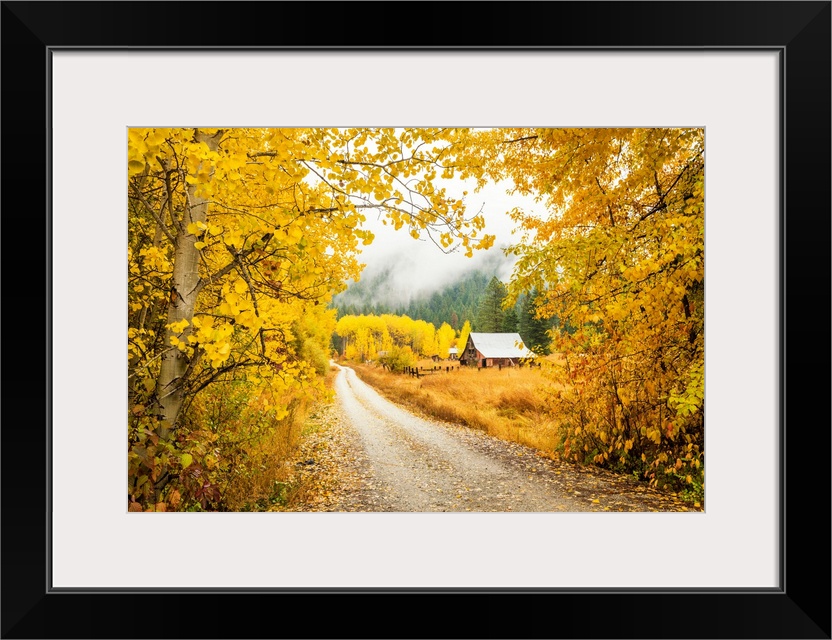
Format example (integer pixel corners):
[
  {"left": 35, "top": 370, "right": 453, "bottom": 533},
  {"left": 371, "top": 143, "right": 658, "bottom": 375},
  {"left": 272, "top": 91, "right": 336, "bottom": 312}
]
[{"left": 481, "top": 357, "right": 517, "bottom": 368}]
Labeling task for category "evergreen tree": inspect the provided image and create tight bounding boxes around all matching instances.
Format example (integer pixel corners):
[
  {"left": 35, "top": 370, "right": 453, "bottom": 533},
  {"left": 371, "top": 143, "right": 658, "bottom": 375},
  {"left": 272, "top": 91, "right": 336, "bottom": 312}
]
[
  {"left": 476, "top": 276, "right": 508, "bottom": 332},
  {"left": 519, "top": 288, "right": 554, "bottom": 354},
  {"left": 331, "top": 265, "right": 498, "bottom": 329},
  {"left": 501, "top": 306, "right": 518, "bottom": 333}
]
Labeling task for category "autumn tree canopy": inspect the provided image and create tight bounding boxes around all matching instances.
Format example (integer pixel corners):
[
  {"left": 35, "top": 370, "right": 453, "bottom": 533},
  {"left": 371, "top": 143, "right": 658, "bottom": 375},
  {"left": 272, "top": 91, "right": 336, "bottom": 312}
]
[
  {"left": 127, "top": 127, "right": 494, "bottom": 508},
  {"left": 128, "top": 126, "right": 705, "bottom": 509},
  {"left": 451, "top": 128, "right": 705, "bottom": 489}
]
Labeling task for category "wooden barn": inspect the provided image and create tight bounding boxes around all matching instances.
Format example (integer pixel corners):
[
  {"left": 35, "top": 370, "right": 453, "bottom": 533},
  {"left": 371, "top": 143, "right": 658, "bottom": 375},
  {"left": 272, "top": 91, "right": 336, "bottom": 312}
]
[{"left": 459, "top": 333, "right": 536, "bottom": 368}]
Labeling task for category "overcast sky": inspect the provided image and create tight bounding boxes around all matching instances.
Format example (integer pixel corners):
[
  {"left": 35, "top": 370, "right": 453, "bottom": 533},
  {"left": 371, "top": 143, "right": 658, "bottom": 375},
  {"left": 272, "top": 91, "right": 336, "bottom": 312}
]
[{"left": 351, "top": 175, "right": 545, "bottom": 297}]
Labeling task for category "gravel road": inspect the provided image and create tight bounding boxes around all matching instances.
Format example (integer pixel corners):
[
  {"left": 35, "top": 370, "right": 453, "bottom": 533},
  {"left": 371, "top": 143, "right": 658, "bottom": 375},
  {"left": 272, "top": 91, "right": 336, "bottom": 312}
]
[
  {"left": 279, "top": 365, "right": 698, "bottom": 512},
  {"left": 334, "top": 364, "right": 588, "bottom": 512}
]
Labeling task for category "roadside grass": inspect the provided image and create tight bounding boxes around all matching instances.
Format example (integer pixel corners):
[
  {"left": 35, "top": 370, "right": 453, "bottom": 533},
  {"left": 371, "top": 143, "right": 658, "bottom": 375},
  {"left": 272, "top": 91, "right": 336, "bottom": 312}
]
[
  {"left": 220, "top": 392, "right": 310, "bottom": 511},
  {"left": 339, "top": 357, "right": 702, "bottom": 507},
  {"left": 350, "top": 359, "right": 564, "bottom": 456},
  {"left": 224, "top": 368, "right": 341, "bottom": 511},
  {"left": 263, "top": 364, "right": 342, "bottom": 510}
]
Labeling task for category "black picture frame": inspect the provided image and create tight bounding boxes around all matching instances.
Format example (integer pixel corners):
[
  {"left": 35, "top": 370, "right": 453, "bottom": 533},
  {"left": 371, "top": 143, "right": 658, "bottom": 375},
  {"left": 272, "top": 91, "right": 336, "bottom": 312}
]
[{"left": 2, "top": 2, "right": 829, "bottom": 638}]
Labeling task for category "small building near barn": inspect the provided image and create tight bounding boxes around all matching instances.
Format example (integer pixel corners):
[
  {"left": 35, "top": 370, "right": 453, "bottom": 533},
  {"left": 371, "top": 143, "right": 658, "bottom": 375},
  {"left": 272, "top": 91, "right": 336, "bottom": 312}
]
[
  {"left": 448, "top": 347, "right": 459, "bottom": 360},
  {"left": 460, "top": 333, "right": 536, "bottom": 368}
]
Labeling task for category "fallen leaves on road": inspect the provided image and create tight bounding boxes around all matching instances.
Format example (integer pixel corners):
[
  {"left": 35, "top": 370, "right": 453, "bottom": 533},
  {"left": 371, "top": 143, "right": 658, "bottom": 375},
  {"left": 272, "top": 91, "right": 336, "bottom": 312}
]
[{"left": 273, "top": 397, "right": 702, "bottom": 513}]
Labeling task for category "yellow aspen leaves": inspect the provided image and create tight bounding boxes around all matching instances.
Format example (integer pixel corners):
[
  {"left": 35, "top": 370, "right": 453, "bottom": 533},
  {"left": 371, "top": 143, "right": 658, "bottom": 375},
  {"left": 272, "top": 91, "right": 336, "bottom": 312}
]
[
  {"left": 444, "top": 128, "right": 703, "bottom": 493},
  {"left": 128, "top": 127, "right": 526, "bottom": 510},
  {"left": 167, "top": 319, "right": 189, "bottom": 334}
]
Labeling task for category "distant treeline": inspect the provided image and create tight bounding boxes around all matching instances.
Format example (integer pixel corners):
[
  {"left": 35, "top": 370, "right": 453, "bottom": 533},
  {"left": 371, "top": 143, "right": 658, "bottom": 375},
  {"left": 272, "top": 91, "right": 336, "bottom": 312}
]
[
  {"left": 332, "top": 267, "right": 492, "bottom": 330},
  {"left": 332, "top": 266, "right": 558, "bottom": 356}
]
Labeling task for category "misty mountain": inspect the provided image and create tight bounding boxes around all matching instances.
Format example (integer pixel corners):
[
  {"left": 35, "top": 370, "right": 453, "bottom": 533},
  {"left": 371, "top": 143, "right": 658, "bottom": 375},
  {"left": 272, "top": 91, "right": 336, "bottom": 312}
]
[{"left": 331, "top": 250, "right": 515, "bottom": 330}]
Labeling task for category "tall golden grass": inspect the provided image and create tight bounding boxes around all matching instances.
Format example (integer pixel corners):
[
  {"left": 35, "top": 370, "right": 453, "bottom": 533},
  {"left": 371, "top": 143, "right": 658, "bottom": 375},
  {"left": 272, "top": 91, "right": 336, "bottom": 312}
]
[
  {"left": 215, "top": 393, "right": 310, "bottom": 511},
  {"left": 192, "top": 368, "right": 340, "bottom": 511},
  {"left": 350, "top": 359, "right": 562, "bottom": 456}
]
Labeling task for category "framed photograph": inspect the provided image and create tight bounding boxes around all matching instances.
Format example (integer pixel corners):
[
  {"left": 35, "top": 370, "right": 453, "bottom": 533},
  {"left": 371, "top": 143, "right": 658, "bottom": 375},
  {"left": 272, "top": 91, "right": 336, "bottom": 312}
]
[{"left": 3, "top": 2, "right": 829, "bottom": 638}]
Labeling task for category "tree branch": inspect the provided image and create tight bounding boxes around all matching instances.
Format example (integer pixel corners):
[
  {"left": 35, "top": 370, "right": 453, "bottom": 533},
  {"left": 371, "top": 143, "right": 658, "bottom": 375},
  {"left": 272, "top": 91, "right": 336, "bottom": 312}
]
[
  {"left": 236, "top": 254, "right": 268, "bottom": 357},
  {"left": 130, "top": 188, "right": 175, "bottom": 244},
  {"left": 196, "top": 233, "right": 274, "bottom": 296},
  {"left": 501, "top": 135, "right": 539, "bottom": 144}
]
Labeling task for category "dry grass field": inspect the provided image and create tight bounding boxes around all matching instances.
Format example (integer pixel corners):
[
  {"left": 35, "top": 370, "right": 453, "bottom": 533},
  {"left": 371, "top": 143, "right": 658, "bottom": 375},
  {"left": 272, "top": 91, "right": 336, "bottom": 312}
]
[{"left": 349, "top": 358, "right": 564, "bottom": 456}]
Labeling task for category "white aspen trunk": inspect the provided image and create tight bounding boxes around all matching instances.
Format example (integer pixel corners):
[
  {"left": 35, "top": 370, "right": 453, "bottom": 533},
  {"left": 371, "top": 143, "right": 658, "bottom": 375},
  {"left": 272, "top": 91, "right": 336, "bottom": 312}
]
[{"left": 156, "top": 130, "right": 221, "bottom": 438}]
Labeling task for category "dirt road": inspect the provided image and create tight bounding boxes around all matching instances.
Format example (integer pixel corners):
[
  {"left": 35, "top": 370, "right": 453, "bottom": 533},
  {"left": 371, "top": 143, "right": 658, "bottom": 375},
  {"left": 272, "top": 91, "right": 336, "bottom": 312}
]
[
  {"left": 333, "top": 363, "right": 589, "bottom": 512},
  {"left": 282, "top": 365, "right": 697, "bottom": 512}
]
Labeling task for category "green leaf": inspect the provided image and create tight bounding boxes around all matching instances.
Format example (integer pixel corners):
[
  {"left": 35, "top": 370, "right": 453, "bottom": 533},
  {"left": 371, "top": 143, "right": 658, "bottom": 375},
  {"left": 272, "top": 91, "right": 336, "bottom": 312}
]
[{"left": 180, "top": 453, "right": 193, "bottom": 469}]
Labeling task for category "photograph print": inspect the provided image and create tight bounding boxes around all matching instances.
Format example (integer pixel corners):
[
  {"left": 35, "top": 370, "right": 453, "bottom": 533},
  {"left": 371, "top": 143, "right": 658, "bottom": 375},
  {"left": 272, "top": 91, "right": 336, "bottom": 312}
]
[{"left": 127, "top": 127, "right": 704, "bottom": 514}]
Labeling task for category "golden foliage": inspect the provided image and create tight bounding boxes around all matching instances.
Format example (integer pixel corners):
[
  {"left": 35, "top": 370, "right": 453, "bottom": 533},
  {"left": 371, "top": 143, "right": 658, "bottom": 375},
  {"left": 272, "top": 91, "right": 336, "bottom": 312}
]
[
  {"left": 336, "top": 313, "right": 463, "bottom": 362},
  {"left": 449, "top": 128, "right": 705, "bottom": 492},
  {"left": 128, "top": 128, "right": 492, "bottom": 510}
]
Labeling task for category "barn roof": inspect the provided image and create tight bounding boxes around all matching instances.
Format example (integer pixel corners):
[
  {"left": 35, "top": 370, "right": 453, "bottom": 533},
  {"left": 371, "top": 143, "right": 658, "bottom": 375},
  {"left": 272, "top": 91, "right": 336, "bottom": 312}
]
[{"left": 468, "top": 333, "right": 536, "bottom": 358}]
